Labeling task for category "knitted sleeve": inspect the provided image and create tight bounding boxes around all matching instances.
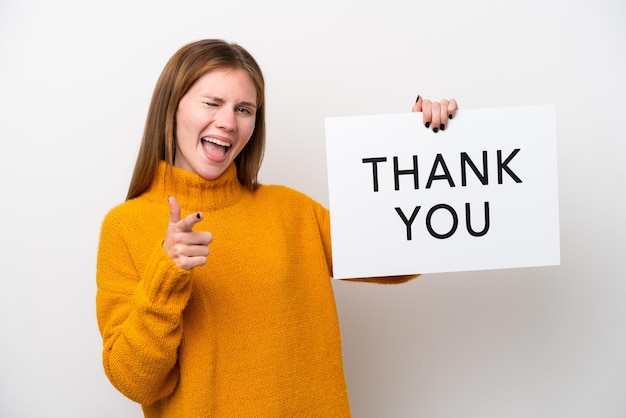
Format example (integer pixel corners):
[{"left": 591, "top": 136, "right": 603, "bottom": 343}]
[{"left": 96, "top": 208, "right": 192, "bottom": 405}]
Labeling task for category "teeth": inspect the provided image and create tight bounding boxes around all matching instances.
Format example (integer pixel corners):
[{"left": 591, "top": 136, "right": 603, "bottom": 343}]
[{"left": 202, "top": 137, "right": 231, "bottom": 148}]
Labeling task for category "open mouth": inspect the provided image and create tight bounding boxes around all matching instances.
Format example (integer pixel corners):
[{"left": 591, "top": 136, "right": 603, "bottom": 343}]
[{"left": 201, "top": 137, "right": 231, "bottom": 157}]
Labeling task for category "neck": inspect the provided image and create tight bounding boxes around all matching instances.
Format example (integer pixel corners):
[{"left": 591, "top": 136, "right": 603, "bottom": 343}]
[{"left": 144, "top": 161, "right": 244, "bottom": 210}]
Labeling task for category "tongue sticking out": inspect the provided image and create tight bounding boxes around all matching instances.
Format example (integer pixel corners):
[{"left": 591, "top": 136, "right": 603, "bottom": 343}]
[{"left": 202, "top": 139, "right": 229, "bottom": 158}]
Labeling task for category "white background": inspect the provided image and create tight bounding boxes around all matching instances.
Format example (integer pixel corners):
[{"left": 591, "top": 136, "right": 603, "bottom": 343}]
[{"left": 0, "top": 0, "right": 624, "bottom": 417}]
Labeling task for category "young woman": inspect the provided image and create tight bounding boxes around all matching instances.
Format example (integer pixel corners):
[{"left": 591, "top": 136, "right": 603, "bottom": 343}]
[{"left": 96, "top": 39, "right": 458, "bottom": 417}]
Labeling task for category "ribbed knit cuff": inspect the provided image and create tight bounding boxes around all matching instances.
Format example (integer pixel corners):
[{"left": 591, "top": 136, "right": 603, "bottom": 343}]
[{"left": 138, "top": 242, "right": 193, "bottom": 311}]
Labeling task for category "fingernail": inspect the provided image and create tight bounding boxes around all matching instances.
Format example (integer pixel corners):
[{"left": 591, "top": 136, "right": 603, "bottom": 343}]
[
  {"left": 433, "top": 127, "right": 439, "bottom": 133},
  {"left": 167, "top": 195, "right": 172, "bottom": 202},
  {"left": 196, "top": 212, "right": 202, "bottom": 219},
  {"left": 425, "top": 122, "right": 431, "bottom": 129},
  {"left": 448, "top": 114, "right": 453, "bottom": 119},
  {"left": 415, "top": 94, "right": 421, "bottom": 103},
  {"left": 440, "top": 124, "right": 445, "bottom": 131}
]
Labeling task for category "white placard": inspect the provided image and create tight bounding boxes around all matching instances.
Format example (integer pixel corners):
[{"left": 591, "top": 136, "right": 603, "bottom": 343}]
[{"left": 325, "top": 105, "right": 560, "bottom": 279}]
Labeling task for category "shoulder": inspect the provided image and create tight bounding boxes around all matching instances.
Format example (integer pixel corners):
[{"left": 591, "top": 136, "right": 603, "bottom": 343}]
[
  {"left": 255, "top": 184, "right": 326, "bottom": 210},
  {"left": 100, "top": 196, "right": 166, "bottom": 232},
  {"left": 252, "top": 184, "right": 331, "bottom": 240},
  {"left": 102, "top": 198, "right": 144, "bottom": 222},
  {"left": 252, "top": 185, "right": 329, "bottom": 228}
]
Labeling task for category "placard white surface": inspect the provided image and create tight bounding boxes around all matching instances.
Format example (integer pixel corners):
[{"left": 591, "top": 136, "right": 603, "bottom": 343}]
[{"left": 325, "top": 105, "right": 560, "bottom": 279}]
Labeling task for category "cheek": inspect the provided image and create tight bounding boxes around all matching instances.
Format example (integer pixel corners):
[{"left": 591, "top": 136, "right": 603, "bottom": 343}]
[
  {"left": 176, "top": 105, "right": 205, "bottom": 133},
  {"left": 243, "top": 119, "right": 256, "bottom": 141},
  {"left": 176, "top": 113, "right": 193, "bottom": 134}
]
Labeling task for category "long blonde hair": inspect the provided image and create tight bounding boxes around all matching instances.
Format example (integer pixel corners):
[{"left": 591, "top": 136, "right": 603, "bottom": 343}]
[{"left": 126, "top": 39, "right": 266, "bottom": 200}]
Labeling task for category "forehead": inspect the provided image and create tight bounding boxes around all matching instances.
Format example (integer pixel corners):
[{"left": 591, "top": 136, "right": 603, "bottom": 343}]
[{"left": 189, "top": 68, "right": 257, "bottom": 100}]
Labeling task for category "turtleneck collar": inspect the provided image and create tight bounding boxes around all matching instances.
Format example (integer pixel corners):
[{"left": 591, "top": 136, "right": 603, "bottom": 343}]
[{"left": 144, "top": 161, "right": 244, "bottom": 210}]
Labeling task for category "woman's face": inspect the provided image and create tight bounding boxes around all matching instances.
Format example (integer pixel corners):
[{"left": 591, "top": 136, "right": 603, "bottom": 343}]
[{"left": 174, "top": 68, "right": 257, "bottom": 180}]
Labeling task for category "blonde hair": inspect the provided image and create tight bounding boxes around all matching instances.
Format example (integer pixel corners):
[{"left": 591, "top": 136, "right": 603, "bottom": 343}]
[{"left": 126, "top": 39, "right": 266, "bottom": 200}]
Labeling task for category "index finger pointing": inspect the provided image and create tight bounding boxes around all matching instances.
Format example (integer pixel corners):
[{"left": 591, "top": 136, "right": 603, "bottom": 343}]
[
  {"left": 168, "top": 196, "right": 181, "bottom": 225},
  {"left": 169, "top": 195, "right": 203, "bottom": 232},
  {"left": 175, "top": 211, "right": 204, "bottom": 233}
]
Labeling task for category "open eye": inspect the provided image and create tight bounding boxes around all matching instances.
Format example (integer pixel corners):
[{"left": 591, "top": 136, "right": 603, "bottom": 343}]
[{"left": 237, "top": 106, "right": 253, "bottom": 115}]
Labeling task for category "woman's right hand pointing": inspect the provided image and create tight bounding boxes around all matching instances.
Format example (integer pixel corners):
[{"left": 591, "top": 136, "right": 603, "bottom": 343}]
[{"left": 163, "top": 196, "right": 213, "bottom": 270}]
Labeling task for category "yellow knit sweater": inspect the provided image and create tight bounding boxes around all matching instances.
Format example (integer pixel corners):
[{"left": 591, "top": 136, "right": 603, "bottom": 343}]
[{"left": 96, "top": 162, "right": 351, "bottom": 417}]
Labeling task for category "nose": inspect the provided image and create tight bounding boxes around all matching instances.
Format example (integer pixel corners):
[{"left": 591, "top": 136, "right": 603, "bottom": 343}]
[{"left": 215, "top": 107, "right": 236, "bottom": 131}]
